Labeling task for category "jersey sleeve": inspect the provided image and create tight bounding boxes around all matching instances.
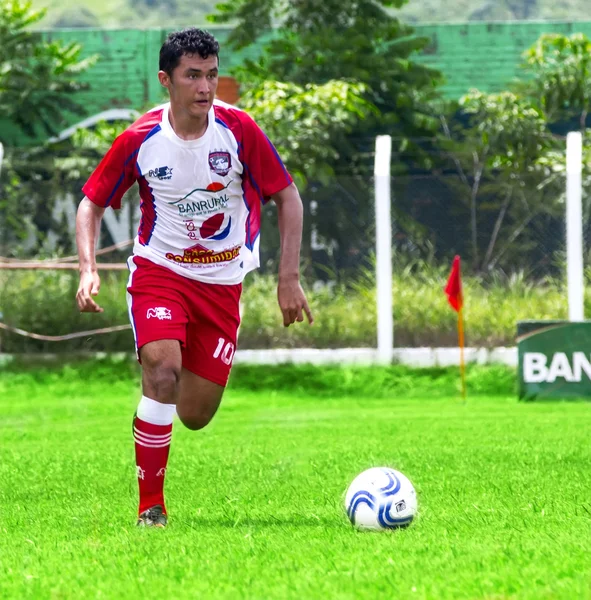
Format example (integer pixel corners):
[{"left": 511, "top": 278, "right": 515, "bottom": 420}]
[
  {"left": 82, "top": 131, "right": 139, "bottom": 210},
  {"left": 241, "top": 114, "right": 293, "bottom": 203}
]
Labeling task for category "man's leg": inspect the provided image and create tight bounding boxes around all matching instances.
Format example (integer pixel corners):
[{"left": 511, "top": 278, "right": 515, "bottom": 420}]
[
  {"left": 176, "top": 368, "right": 225, "bottom": 431},
  {"left": 134, "top": 339, "right": 182, "bottom": 526},
  {"left": 175, "top": 280, "right": 241, "bottom": 429}
]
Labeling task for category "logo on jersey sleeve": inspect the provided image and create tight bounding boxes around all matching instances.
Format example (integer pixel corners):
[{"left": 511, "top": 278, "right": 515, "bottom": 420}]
[
  {"left": 209, "top": 151, "right": 232, "bottom": 177},
  {"left": 146, "top": 307, "right": 172, "bottom": 320}
]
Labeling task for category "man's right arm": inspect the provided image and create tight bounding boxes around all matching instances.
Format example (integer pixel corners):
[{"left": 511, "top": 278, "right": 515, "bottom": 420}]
[{"left": 76, "top": 196, "right": 106, "bottom": 313}]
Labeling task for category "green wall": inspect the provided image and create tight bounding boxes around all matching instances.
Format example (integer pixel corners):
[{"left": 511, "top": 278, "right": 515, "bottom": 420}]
[
  {"left": 9, "top": 20, "right": 591, "bottom": 144},
  {"left": 39, "top": 26, "right": 259, "bottom": 123},
  {"left": 414, "top": 21, "right": 591, "bottom": 99}
]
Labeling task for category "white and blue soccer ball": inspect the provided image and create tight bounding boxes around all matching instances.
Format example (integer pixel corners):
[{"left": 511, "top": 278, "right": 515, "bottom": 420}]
[{"left": 345, "top": 467, "right": 417, "bottom": 531}]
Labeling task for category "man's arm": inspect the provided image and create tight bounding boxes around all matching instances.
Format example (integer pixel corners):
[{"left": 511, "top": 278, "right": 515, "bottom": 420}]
[
  {"left": 76, "top": 197, "right": 106, "bottom": 313},
  {"left": 272, "top": 182, "right": 314, "bottom": 327}
]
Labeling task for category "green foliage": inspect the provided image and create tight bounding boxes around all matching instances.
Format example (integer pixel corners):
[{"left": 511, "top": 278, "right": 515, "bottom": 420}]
[
  {"left": 209, "top": 0, "right": 409, "bottom": 49},
  {"left": 0, "top": 119, "right": 132, "bottom": 257},
  {"left": 0, "top": 269, "right": 134, "bottom": 352},
  {"left": 0, "top": 0, "right": 100, "bottom": 257},
  {"left": 0, "top": 263, "right": 573, "bottom": 353},
  {"left": 53, "top": 119, "right": 130, "bottom": 186},
  {"left": 420, "top": 33, "right": 591, "bottom": 275},
  {"left": 209, "top": 0, "right": 443, "bottom": 155},
  {"left": 239, "top": 80, "right": 375, "bottom": 187},
  {"left": 230, "top": 362, "right": 516, "bottom": 397},
  {"left": 457, "top": 91, "right": 548, "bottom": 172},
  {"left": 440, "top": 90, "right": 556, "bottom": 272},
  {"left": 522, "top": 32, "right": 591, "bottom": 127},
  {"left": 0, "top": 356, "right": 516, "bottom": 397},
  {"left": 536, "top": 130, "right": 591, "bottom": 199},
  {"left": 0, "top": 144, "right": 72, "bottom": 256},
  {"left": 209, "top": 0, "right": 443, "bottom": 274},
  {"left": 0, "top": 0, "right": 97, "bottom": 139}
]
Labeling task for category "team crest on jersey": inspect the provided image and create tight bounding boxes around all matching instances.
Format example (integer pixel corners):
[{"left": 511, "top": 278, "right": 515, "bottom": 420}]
[
  {"left": 149, "top": 166, "right": 173, "bottom": 180},
  {"left": 208, "top": 152, "right": 231, "bottom": 177}
]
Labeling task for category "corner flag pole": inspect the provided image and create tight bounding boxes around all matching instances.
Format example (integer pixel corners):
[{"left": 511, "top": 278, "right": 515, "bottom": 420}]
[
  {"left": 458, "top": 306, "right": 466, "bottom": 400},
  {"left": 444, "top": 255, "right": 466, "bottom": 399}
]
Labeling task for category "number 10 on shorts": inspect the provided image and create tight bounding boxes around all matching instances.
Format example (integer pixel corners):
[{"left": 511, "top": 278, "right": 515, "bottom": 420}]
[{"left": 213, "top": 338, "right": 235, "bottom": 365}]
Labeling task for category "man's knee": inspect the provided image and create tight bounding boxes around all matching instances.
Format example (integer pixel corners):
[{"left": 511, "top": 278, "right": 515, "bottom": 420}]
[
  {"left": 176, "top": 388, "right": 224, "bottom": 431},
  {"left": 142, "top": 357, "right": 182, "bottom": 402},
  {"left": 176, "top": 406, "right": 215, "bottom": 431},
  {"left": 139, "top": 341, "right": 182, "bottom": 403},
  {"left": 176, "top": 370, "right": 225, "bottom": 431}
]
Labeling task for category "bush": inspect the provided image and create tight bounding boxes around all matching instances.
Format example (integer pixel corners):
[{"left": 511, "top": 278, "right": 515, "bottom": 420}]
[
  {"left": 0, "top": 357, "right": 517, "bottom": 397},
  {"left": 0, "top": 267, "right": 571, "bottom": 353}
]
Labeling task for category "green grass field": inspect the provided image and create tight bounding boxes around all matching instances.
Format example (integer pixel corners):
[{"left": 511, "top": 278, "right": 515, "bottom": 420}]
[{"left": 1, "top": 361, "right": 591, "bottom": 599}]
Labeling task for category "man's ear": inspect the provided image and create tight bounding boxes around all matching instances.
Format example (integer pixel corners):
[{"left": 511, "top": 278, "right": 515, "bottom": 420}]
[{"left": 158, "top": 70, "right": 171, "bottom": 89}]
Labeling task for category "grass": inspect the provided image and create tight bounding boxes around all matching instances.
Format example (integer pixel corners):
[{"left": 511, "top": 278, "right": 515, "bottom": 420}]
[{"left": 1, "top": 361, "right": 591, "bottom": 599}]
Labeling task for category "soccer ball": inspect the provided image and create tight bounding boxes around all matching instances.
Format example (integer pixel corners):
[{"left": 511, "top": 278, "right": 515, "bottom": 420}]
[{"left": 345, "top": 467, "right": 417, "bottom": 531}]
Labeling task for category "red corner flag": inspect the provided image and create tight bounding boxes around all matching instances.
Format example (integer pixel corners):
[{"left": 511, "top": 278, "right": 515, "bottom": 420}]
[
  {"left": 444, "top": 255, "right": 463, "bottom": 313},
  {"left": 444, "top": 255, "right": 466, "bottom": 399}
]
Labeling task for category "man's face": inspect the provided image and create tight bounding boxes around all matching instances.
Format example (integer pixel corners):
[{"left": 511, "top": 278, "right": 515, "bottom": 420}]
[{"left": 158, "top": 53, "right": 219, "bottom": 118}]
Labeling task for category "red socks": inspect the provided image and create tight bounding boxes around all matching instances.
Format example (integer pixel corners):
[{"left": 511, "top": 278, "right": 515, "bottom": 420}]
[
  {"left": 134, "top": 417, "right": 172, "bottom": 514},
  {"left": 133, "top": 396, "right": 176, "bottom": 516}
]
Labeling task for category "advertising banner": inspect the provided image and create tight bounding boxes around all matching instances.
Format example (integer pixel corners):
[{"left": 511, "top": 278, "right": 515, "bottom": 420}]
[{"left": 518, "top": 320, "right": 591, "bottom": 399}]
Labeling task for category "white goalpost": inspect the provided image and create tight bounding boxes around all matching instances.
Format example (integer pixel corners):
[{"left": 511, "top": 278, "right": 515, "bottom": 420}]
[
  {"left": 374, "top": 135, "right": 394, "bottom": 364},
  {"left": 566, "top": 131, "right": 584, "bottom": 322}
]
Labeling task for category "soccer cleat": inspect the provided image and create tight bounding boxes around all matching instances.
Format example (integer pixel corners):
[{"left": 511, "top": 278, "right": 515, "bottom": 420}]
[{"left": 137, "top": 505, "right": 168, "bottom": 528}]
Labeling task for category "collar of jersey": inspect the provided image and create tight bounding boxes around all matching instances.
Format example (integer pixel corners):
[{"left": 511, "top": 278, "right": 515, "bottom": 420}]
[{"left": 160, "top": 103, "right": 214, "bottom": 148}]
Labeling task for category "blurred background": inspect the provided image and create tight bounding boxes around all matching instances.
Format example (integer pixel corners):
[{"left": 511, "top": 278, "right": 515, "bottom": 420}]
[{"left": 1, "top": 0, "right": 590, "bottom": 353}]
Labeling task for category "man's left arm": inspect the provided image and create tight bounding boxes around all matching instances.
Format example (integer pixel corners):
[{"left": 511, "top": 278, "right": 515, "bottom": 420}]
[{"left": 272, "top": 182, "right": 314, "bottom": 327}]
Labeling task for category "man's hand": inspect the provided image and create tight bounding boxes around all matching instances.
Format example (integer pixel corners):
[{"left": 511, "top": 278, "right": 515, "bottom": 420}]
[
  {"left": 76, "top": 270, "right": 103, "bottom": 313},
  {"left": 277, "top": 276, "right": 313, "bottom": 327}
]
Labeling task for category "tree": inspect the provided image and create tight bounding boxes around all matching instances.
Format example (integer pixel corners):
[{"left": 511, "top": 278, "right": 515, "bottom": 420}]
[
  {"left": 0, "top": 0, "right": 96, "bottom": 140},
  {"left": 210, "top": 0, "right": 443, "bottom": 157},
  {"left": 0, "top": 119, "right": 133, "bottom": 257},
  {"left": 239, "top": 80, "right": 375, "bottom": 187},
  {"left": 440, "top": 90, "right": 554, "bottom": 272},
  {"left": 0, "top": 0, "right": 98, "bottom": 257},
  {"left": 240, "top": 79, "right": 376, "bottom": 273},
  {"left": 398, "top": 32, "right": 591, "bottom": 277},
  {"left": 209, "top": 0, "right": 443, "bottom": 278},
  {"left": 522, "top": 33, "right": 591, "bottom": 131}
]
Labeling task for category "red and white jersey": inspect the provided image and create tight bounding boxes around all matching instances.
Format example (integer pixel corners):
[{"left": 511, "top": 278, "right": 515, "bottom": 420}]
[{"left": 83, "top": 101, "right": 292, "bottom": 284}]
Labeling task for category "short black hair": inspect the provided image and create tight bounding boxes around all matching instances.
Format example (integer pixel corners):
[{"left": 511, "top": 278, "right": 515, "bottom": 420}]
[{"left": 159, "top": 28, "right": 220, "bottom": 75}]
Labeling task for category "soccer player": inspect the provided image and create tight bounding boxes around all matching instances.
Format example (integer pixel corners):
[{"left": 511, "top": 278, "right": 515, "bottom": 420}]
[{"left": 75, "top": 28, "right": 313, "bottom": 527}]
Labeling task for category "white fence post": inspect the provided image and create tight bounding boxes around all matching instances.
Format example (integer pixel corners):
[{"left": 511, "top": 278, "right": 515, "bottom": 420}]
[
  {"left": 566, "top": 131, "right": 584, "bottom": 322},
  {"left": 374, "top": 135, "right": 393, "bottom": 363}
]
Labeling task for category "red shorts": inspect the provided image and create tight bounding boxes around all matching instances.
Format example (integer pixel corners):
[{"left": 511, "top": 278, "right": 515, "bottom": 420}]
[{"left": 126, "top": 256, "right": 242, "bottom": 386}]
